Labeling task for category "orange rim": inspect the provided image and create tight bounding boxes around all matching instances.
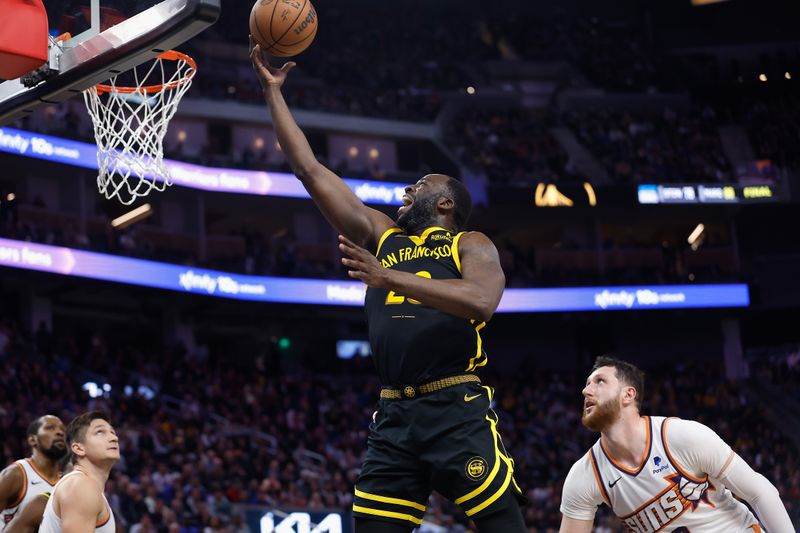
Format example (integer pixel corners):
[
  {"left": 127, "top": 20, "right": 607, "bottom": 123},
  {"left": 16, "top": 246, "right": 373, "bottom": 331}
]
[{"left": 94, "top": 50, "right": 197, "bottom": 95}]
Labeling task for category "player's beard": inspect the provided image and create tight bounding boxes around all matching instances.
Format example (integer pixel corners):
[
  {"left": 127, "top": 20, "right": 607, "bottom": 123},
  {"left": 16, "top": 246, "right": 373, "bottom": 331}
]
[
  {"left": 41, "top": 441, "right": 68, "bottom": 460},
  {"left": 581, "top": 397, "right": 622, "bottom": 432},
  {"left": 397, "top": 195, "right": 439, "bottom": 235}
]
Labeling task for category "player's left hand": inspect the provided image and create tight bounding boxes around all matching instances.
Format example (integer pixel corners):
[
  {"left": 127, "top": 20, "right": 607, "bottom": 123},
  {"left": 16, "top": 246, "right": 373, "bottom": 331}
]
[{"left": 339, "top": 235, "right": 391, "bottom": 288}]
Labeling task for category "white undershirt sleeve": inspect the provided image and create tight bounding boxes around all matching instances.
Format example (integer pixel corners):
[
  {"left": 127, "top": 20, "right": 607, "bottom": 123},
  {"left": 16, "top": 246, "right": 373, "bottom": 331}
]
[
  {"left": 559, "top": 453, "right": 605, "bottom": 521},
  {"left": 718, "top": 454, "right": 795, "bottom": 533},
  {"left": 665, "top": 419, "right": 794, "bottom": 533}
]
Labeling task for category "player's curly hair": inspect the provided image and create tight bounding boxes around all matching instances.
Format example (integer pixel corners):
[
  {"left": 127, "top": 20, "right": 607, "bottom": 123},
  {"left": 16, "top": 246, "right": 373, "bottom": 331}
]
[{"left": 592, "top": 356, "right": 645, "bottom": 410}]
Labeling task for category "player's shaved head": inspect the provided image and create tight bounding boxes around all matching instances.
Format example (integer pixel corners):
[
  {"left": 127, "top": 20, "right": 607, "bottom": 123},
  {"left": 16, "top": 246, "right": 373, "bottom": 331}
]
[
  {"left": 27, "top": 416, "right": 47, "bottom": 436},
  {"left": 27, "top": 415, "right": 67, "bottom": 460},
  {"left": 397, "top": 174, "right": 472, "bottom": 233}
]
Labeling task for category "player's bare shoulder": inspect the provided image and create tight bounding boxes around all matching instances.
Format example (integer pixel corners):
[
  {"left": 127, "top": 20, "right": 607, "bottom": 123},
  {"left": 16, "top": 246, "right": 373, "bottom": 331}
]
[
  {"left": 456, "top": 231, "right": 501, "bottom": 259},
  {"left": 52, "top": 474, "right": 101, "bottom": 509},
  {"left": 0, "top": 463, "right": 24, "bottom": 506},
  {"left": 458, "top": 230, "right": 495, "bottom": 245}
]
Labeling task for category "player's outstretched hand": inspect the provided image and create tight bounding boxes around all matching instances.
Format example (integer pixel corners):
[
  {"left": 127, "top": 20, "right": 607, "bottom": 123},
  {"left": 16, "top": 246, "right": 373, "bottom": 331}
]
[
  {"left": 339, "top": 235, "right": 391, "bottom": 288},
  {"left": 249, "top": 35, "right": 296, "bottom": 90}
]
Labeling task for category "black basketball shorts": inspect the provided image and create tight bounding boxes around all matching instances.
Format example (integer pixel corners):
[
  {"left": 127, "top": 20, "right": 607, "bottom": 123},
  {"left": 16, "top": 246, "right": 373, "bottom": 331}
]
[{"left": 352, "top": 381, "right": 525, "bottom": 528}]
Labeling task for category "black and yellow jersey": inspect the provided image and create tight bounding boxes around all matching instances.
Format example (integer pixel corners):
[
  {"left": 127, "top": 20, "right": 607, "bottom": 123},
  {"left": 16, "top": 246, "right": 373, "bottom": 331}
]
[{"left": 364, "top": 226, "right": 488, "bottom": 386}]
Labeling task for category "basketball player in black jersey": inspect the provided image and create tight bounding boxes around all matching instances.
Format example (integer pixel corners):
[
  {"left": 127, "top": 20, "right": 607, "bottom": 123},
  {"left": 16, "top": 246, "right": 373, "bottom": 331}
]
[{"left": 251, "top": 41, "right": 526, "bottom": 532}]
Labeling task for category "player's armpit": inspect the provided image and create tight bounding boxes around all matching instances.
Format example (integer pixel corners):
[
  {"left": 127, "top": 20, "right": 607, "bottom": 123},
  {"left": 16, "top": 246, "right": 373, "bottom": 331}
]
[
  {"left": 58, "top": 478, "right": 103, "bottom": 533},
  {"left": 4, "top": 494, "right": 48, "bottom": 533},
  {"left": 0, "top": 463, "right": 24, "bottom": 510},
  {"left": 558, "top": 515, "right": 594, "bottom": 533}
]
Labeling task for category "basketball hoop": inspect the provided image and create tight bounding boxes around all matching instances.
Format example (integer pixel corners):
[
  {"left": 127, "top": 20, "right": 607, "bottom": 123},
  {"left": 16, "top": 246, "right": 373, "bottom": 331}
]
[{"left": 83, "top": 50, "right": 196, "bottom": 205}]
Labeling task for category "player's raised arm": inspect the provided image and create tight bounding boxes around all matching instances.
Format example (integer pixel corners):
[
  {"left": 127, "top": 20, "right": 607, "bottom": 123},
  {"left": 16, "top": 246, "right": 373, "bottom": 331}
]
[
  {"left": 57, "top": 476, "right": 103, "bottom": 533},
  {"left": 0, "top": 463, "right": 23, "bottom": 511},
  {"left": 338, "top": 231, "right": 504, "bottom": 321},
  {"left": 249, "top": 39, "right": 394, "bottom": 250}
]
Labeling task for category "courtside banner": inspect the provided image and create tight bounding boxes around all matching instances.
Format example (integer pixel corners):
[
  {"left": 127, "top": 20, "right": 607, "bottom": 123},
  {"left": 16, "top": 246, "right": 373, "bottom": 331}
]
[
  {"left": 0, "top": 127, "right": 406, "bottom": 205},
  {"left": 242, "top": 506, "right": 352, "bottom": 533},
  {"left": 0, "top": 238, "right": 749, "bottom": 312}
]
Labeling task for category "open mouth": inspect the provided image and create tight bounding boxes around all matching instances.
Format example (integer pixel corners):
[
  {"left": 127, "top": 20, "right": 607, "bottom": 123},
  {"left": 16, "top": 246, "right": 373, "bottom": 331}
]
[
  {"left": 584, "top": 400, "right": 596, "bottom": 412},
  {"left": 398, "top": 194, "right": 414, "bottom": 215}
]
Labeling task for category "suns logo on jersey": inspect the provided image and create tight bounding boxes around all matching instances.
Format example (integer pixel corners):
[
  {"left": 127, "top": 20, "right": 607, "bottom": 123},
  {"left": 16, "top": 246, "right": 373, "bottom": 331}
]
[{"left": 621, "top": 473, "right": 715, "bottom": 533}]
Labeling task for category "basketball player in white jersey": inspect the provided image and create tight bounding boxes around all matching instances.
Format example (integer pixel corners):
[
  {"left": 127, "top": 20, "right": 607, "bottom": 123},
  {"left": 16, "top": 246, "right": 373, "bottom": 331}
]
[
  {"left": 559, "top": 356, "right": 794, "bottom": 533},
  {"left": 4, "top": 461, "right": 72, "bottom": 533},
  {"left": 39, "top": 412, "right": 118, "bottom": 533},
  {"left": 0, "top": 415, "right": 66, "bottom": 531}
]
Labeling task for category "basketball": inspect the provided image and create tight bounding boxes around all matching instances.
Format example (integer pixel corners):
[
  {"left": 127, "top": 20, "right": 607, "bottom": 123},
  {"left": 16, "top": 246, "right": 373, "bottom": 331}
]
[{"left": 249, "top": 0, "right": 318, "bottom": 57}]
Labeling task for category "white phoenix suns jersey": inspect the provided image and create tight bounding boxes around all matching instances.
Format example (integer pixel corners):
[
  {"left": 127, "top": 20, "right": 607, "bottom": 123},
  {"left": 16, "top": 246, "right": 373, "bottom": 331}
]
[
  {"left": 39, "top": 471, "right": 115, "bottom": 533},
  {"left": 0, "top": 459, "right": 60, "bottom": 531},
  {"left": 561, "top": 416, "right": 762, "bottom": 533}
]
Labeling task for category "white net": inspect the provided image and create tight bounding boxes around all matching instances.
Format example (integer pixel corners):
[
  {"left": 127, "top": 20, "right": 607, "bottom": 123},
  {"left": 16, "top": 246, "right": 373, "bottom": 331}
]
[{"left": 83, "top": 51, "right": 196, "bottom": 205}]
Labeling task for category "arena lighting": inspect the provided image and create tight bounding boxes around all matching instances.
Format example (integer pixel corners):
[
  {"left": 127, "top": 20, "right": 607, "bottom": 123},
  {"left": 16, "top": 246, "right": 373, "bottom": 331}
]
[
  {"left": 254, "top": 137, "right": 264, "bottom": 149},
  {"left": 466, "top": 86, "right": 476, "bottom": 95},
  {"left": 759, "top": 73, "right": 768, "bottom": 82},
  {"left": 0, "top": 128, "right": 408, "bottom": 205},
  {"left": 535, "top": 183, "right": 574, "bottom": 207},
  {"left": 111, "top": 203, "right": 153, "bottom": 229},
  {"left": 0, "top": 237, "right": 750, "bottom": 311},
  {"left": 687, "top": 223, "right": 705, "bottom": 251},
  {"left": 786, "top": 72, "right": 792, "bottom": 80},
  {"left": 177, "top": 130, "right": 187, "bottom": 142},
  {"left": 583, "top": 182, "right": 597, "bottom": 206},
  {"left": 6, "top": 193, "right": 14, "bottom": 201}
]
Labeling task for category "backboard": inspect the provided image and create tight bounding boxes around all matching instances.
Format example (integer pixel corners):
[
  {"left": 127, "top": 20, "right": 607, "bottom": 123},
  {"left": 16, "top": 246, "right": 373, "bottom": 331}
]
[{"left": 0, "top": 0, "right": 220, "bottom": 125}]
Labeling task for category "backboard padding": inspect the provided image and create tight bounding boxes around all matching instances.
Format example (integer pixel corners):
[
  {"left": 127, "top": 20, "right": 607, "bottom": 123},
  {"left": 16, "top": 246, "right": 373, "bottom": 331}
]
[{"left": 0, "top": 0, "right": 219, "bottom": 125}]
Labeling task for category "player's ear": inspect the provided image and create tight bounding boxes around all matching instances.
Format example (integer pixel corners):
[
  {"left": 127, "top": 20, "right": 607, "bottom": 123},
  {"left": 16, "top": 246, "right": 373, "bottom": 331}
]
[
  {"left": 622, "top": 385, "right": 637, "bottom": 407},
  {"left": 71, "top": 441, "right": 85, "bottom": 459},
  {"left": 27, "top": 434, "right": 37, "bottom": 448},
  {"left": 437, "top": 195, "right": 454, "bottom": 213}
]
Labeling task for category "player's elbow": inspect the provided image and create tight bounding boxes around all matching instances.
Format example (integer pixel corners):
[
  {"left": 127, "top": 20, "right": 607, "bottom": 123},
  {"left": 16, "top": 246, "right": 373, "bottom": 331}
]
[
  {"left": 469, "top": 285, "right": 501, "bottom": 322},
  {"left": 291, "top": 160, "right": 322, "bottom": 183},
  {"left": 749, "top": 473, "right": 780, "bottom": 504},
  {"left": 470, "top": 297, "right": 496, "bottom": 322}
]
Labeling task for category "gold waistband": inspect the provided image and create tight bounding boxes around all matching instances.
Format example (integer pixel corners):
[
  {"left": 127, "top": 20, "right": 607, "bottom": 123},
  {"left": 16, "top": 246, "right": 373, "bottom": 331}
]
[{"left": 380, "top": 374, "right": 481, "bottom": 400}]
